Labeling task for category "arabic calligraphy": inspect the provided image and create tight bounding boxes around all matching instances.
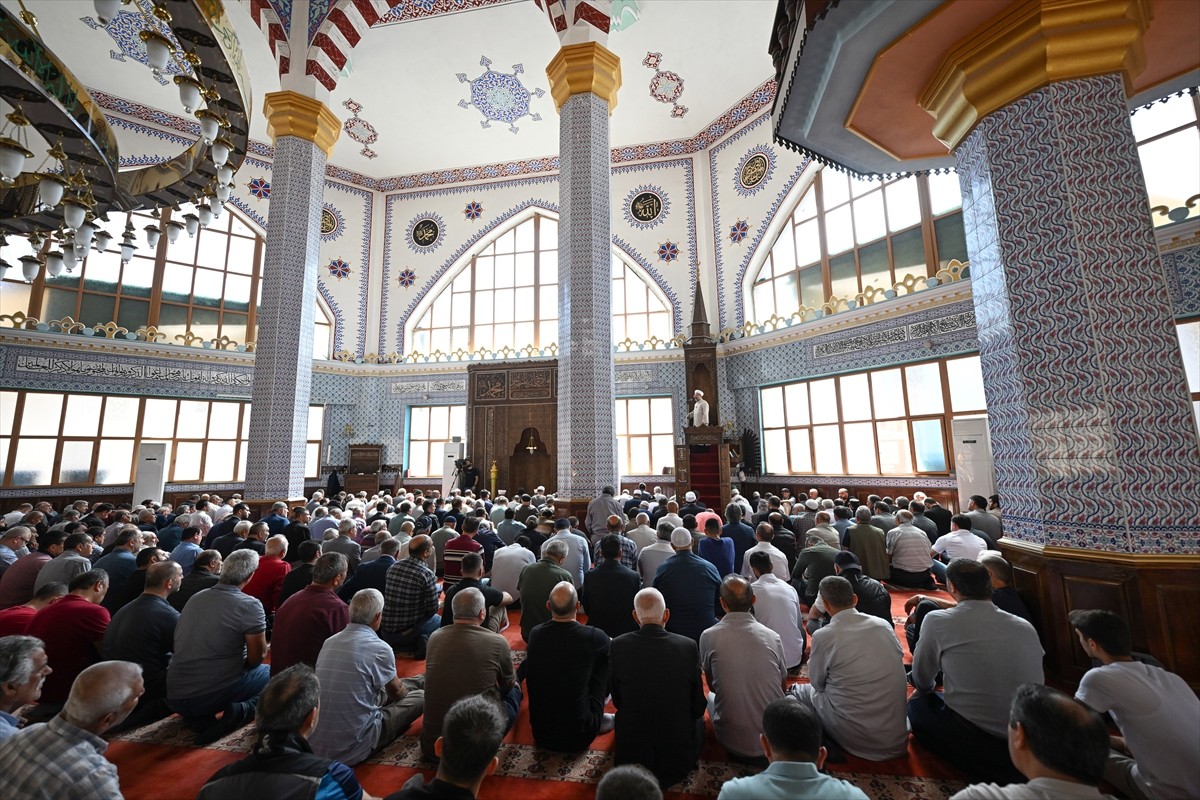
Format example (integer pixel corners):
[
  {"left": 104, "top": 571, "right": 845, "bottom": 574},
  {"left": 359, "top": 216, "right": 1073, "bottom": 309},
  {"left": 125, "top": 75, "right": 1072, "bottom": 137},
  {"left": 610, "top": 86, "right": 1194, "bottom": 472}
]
[
  {"left": 739, "top": 154, "right": 769, "bottom": 189},
  {"left": 630, "top": 191, "right": 663, "bottom": 223},
  {"left": 412, "top": 219, "right": 440, "bottom": 246},
  {"left": 15, "top": 355, "right": 251, "bottom": 386}
]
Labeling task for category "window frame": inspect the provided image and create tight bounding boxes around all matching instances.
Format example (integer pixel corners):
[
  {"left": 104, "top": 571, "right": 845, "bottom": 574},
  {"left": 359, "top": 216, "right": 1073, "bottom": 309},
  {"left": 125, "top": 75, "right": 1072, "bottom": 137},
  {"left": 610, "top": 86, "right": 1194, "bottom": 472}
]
[
  {"left": 404, "top": 404, "right": 467, "bottom": 479},
  {"left": 615, "top": 395, "right": 676, "bottom": 476}
]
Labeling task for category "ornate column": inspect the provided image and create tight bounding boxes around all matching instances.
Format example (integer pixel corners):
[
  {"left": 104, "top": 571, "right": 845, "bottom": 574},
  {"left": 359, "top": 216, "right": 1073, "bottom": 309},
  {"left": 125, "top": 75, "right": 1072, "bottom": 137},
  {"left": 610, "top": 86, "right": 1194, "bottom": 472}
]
[
  {"left": 243, "top": 91, "right": 340, "bottom": 503},
  {"left": 545, "top": 14, "right": 621, "bottom": 503},
  {"left": 921, "top": 0, "right": 1200, "bottom": 555}
]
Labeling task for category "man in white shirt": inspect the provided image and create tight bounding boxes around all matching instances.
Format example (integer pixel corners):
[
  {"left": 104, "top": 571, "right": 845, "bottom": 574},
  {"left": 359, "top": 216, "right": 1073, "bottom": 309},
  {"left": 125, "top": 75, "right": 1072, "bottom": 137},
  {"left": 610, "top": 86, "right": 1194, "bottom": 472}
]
[
  {"left": 489, "top": 540, "right": 535, "bottom": 603},
  {"left": 930, "top": 514, "right": 987, "bottom": 585},
  {"left": 1070, "top": 609, "right": 1200, "bottom": 800},
  {"left": 740, "top": 523, "right": 789, "bottom": 581},
  {"left": 886, "top": 510, "right": 936, "bottom": 589},
  {"left": 791, "top": 575, "right": 908, "bottom": 761},
  {"left": 951, "top": 683, "right": 1114, "bottom": 800},
  {"left": 748, "top": 551, "right": 806, "bottom": 673},
  {"left": 626, "top": 513, "right": 657, "bottom": 552},
  {"left": 637, "top": 522, "right": 677, "bottom": 585}
]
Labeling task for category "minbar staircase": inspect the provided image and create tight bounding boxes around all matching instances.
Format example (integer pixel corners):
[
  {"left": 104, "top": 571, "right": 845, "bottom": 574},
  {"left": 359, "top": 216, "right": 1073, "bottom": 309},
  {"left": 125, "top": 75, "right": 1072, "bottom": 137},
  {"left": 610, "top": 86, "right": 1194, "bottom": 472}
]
[{"left": 689, "top": 445, "right": 721, "bottom": 510}]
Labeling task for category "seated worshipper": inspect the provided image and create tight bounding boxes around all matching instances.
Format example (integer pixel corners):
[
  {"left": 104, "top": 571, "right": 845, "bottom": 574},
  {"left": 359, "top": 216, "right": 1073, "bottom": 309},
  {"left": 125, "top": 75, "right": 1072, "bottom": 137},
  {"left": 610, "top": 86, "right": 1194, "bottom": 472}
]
[
  {"left": 739, "top": 523, "right": 790, "bottom": 580},
  {"left": 886, "top": 509, "right": 937, "bottom": 589},
  {"left": 653, "top": 527, "right": 722, "bottom": 642},
  {"left": 930, "top": 513, "right": 988, "bottom": 584},
  {"left": 24, "top": 568, "right": 110, "bottom": 723},
  {"left": 489, "top": 538, "right": 535, "bottom": 605},
  {"left": 242, "top": 534, "right": 292, "bottom": 618},
  {"left": 338, "top": 536, "right": 401, "bottom": 601},
  {"left": 322, "top": 520, "right": 363, "bottom": 574},
  {"left": 748, "top": 551, "right": 807, "bottom": 674},
  {"left": 259, "top": 502, "right": 291, "bottom": 538},
  {"left": 167, "top": 549, "right": 271, "bottom": 745},
  {"left": 721, "top": 504, "right": 757, "bottom": 574},
  {"left": 385, "top": 694, "right": 508, "bottom": 800},
  {"left": 716, "top": 698, "right": 869, "bottom": 800},
  {"left": 197, "top": 664, "right": 368, "bottom": 800},
  {"left": 168, "top": 525, "right": 204, "bottom": 576},
  {"left": 443, "top": 516, "right": 485, "bottom": 586},
  {"left": 792, "top": 576, "right": 908, "bottom": 761},
  {"left": 94, "top": 528, "right": 141, "bottom": 613},
  {"left": 421, "top": 587, "right": 520, "bottom": 759},
  {"left": 637, "top": 520, "right": 678, "bottom": 584},
  {"left": 279, "top": 539, "right": 322, "bottom": 605},
  {"left": 698, "top": 517, "right": 735, "bottom": 578},
  {"left": 108, "top": 546, "right": 168, "bottom": 612},
  {"left": 807, "top": 551, "right": 892, "bottom": 632},
  {"left": 237, "top": 521, "right": 271, "bottom": 556},
  {"left": 870, "top": 500, "right": 897, "bottom": 534},
  {"left": 965, "top": 494, "right": 1003, "bottom": 545},
  {"left": 516, "top": 538, "right": 574, "bottom": 641},
  {"left": 909, "top": 558, "right": 1043, "bottom": 784},
  {"left": 0, "top": 634, "right": 52, "bottom": 741},
  {"left": 0, "top": 530, "right": 64, "bottom": 610},
  {"left": 1070, "top": 609, "right": 1200, "bottom": 800},
  {"left": 951, "top": 683, "right": 1113, "bottom": 800},
  {"left": 281, "top": 506, "right": 312, "bottom": 559},
  {"left": 381, "top": 534, "right": 441, "bottom": 658},
  {"left": 807, "top": 511, "right": 841, "bottom": 549},
  {"left": 544, "top": 517, "right": 592, "bottom": 589},
  {"left": 627, "top": 513, "right": 658, "bottom": 552},
  {"left": 524, "top": 581, "right": 614, "bottom": 751},
  {"left": 905, "top": 553, "right": 1033, "bottom": 651},
  {"left": 496, "top": 507, "right": 525, "bottom": 545},
  {"left": 596, "top": 765, "right": 664, "bottom": 800},
  {"left": 310, "top": 589, "right": 425, "bottom": 766},
  {"left": 100, "top": 561, "right": 182, "bottom": 731},
  {"left": 610, "top": 588, "right": 706, "bottom": 789},
  {"left": 360, "top": 529, "right": 388, "bottom": 565},
  {"left": 0, "top": 582, "right": 67, "bottom": 637},
  {"left": 791, "top": 532, "right": 839, "bottom": 608},
  {"left": 842, "top": 507, "right": 890, "bottom": 580},
  {"left": 170, "top": 549, "right": 222, "bottom": 611},
  {"left": 583, "top": 533, "right": 642, "bottom": 639},
  {"left": 213, "top": 519, "right": 252, "bottom": 558},
  {"left": 0, "top": 660, "right": 144, "bottom": 800},
  {"left": 441, "top": 552, "right": 512, "bottom": 632},
  {"left": 309, "top": 506, "right": 337, "bottom": 542},
  {"left": 270, "top": 553, "right": 350, "bottom": 675},
  {"left": 908, "top": 500, "right": 940, "bottom": 545},
  {"left": 700, "top": 575, "right": 787, "bottom": 765},
  {"left": 431, "top": 516, "right": 458, "bottom": 573},
  {"left": 595, "top": 515, "right": 639, "bottom": 570}
]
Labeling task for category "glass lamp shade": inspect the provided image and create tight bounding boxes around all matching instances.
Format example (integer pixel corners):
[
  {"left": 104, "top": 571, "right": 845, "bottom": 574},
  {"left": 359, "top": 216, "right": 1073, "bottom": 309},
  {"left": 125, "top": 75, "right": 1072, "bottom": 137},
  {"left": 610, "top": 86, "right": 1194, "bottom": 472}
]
[
  {"left": 37, "top": 173, "right": 68, "bottom": 207},
  {"left": 144, "top": 224, "right": 161, "bottom": 249},
  {"left": 120, "top": 235, "right": 136, "bottom": 263},
  {"left": 174, "top": 75, "right": 203, "bottom": 113},
  {"left": 93, "top": 0, "right": 121, "bottom": 24},
  {"left": 75, "top": 221, "right": 96, "bottom": 250},
  {"left": 95, "top": 230, "right": 113, "bottom": 252},
  {"left": 166, "top": 219, "right": 185, "bottom": 243},
  {"left": 139, "top": 30, "right": 174, "bottom": 74},
  {"left": 197, "top": 202, "right": 213, "bottom": 227},
  {"left": 0, "top": 258, "right": 9, "bottom": 281},
  {"left": 183, "top": 213, "right": 200, "bottom": 237},
  {"left": 217, "top": 164, "right": 234, "bottom": 185},
  {"left": 62, "top": 199, "right": 87, "bottom": 230},
  {"left": 45, "top": 251, "right": 65, "bottom": 278},
  {"left": 62, "top": 246, "right": 78, "bottom": 272},
  {"left": 210, "top": 195, "right": 224, "bottom": 218},
  {"left": 19, "top": 255, "right": 40, "bottom": 282},
  {"left": 0, "top": 138, "right": 33, "bottom": 185},
  {"left": 217, "top": 182, "right": 231, "bottom": 202},
  {"left": 195, "top": 109, "right": 220, "bottom": 145},
  {"left": 210, "top": 137, "right": 232, "bottom": 167}
]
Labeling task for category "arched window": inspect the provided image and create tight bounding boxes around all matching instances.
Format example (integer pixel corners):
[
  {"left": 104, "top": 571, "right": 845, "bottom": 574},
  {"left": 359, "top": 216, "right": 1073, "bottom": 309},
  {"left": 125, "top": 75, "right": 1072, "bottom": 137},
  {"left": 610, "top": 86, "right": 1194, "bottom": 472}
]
[
  {"left": 1134, "top": 91, "right": 1199, "bottom": 227},
  {"left": 750, "top": 170, "right": 968, "bottom": 323},
  {"left": 410, "top": 213, "right": 672, "bottom": 354}
]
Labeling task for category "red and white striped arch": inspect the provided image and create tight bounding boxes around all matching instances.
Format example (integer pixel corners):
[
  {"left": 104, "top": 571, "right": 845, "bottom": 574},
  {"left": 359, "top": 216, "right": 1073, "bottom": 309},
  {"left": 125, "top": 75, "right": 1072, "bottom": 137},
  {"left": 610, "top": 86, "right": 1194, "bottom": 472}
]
[
  {"left": 532, "top": 0, "right": 611, "bottom": 39},
  {"left": 306, "top": 0, "right": 406, "bottom": 92},
  {"left": 247, "top": 0, "right": 291, "bottom": 75}
]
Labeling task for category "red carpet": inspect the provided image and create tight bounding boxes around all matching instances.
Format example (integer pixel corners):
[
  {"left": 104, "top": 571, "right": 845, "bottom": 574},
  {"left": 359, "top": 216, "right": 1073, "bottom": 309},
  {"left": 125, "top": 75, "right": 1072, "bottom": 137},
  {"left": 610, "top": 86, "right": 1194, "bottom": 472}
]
[{"left": 106, "top": 587, "right": 970, "bottom": 799}]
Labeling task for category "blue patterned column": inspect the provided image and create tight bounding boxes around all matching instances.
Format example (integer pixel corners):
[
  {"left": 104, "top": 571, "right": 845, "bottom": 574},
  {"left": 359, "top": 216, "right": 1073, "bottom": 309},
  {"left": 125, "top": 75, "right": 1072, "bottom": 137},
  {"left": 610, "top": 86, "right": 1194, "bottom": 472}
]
[
  {"left": 956, "top": 73, "right": 1200, "bottom": 553},
  {"left": 244, "top": 92, "right": 340, "bottom": 501},
  {"left": 547, "top": 42, "right": 622, "bottom": 500}
]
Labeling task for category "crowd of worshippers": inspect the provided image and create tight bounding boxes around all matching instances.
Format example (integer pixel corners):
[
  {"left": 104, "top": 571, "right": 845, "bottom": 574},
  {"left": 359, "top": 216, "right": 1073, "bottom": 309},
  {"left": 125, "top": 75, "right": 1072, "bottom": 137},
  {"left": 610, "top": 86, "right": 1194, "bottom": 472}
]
[{"left": 0, "top": 486, "right": 1196, "bottom": 800}]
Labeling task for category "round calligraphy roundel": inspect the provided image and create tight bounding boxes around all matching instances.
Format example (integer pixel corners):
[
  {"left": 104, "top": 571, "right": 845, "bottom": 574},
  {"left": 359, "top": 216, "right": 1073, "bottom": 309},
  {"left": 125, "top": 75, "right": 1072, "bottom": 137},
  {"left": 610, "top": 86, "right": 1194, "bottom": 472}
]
[
  {"left": 623, "top": 185, "right": 670, "bottom": 230},
  {"left": 736, "top": 146, "right": 776, "bottom": 197},
  {"left": 406, "top": 212, "right": 446, "bottom": 254}
]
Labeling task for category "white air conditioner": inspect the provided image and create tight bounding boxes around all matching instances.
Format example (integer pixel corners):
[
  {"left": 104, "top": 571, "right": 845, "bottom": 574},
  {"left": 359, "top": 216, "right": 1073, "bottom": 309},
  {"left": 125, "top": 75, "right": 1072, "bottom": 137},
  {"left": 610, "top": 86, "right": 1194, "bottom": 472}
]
[{"left": 951, "top": 416, "right": 995, "bottom": 512}]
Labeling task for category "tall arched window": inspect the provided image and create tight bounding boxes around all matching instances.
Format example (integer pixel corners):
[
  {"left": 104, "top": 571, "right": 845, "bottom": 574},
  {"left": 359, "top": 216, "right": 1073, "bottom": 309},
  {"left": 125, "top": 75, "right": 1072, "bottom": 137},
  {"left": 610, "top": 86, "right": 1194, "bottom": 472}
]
[
  {"left": 750, "top": 170, "right": 968, "bottom": 322},
  {"left": 409, "top": 213, "right": 672, "bottom": 354},
  {"left": 1134, "top": 91, "right": 1199, "bottom": 227}
]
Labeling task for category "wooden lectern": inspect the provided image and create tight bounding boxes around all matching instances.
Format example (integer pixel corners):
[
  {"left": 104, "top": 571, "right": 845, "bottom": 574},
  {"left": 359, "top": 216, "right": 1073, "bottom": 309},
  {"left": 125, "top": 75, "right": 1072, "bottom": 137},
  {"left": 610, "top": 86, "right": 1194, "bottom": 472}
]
[{"left": 345, "top": 444, "right": 383, "bottom": 496}]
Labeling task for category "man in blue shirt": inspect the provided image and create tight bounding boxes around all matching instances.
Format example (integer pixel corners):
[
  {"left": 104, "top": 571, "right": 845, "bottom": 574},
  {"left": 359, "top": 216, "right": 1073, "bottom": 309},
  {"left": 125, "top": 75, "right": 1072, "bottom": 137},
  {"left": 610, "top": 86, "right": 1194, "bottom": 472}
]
[
  {"left": 717, "top": 698, "right": 868, "bottom": 800},
  {"left": 258, "top": 502, "right": 291, "bottom": 538},
  {"left": 653, "top": 528, "right": 720, "bottom": 642},
  {"left": 721, "top": 504, "right": 756, "bottom": 574}
]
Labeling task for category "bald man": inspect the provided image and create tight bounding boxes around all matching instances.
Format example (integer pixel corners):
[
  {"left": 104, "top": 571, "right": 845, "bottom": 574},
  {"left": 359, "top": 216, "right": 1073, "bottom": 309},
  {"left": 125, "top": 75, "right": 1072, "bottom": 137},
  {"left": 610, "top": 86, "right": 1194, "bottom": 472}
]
[
  {"left": 610, "top": 588, "right": 707, "bottom": 788},
  {"left": 524, "top": 581, "right": 613, "bottom": 752}
]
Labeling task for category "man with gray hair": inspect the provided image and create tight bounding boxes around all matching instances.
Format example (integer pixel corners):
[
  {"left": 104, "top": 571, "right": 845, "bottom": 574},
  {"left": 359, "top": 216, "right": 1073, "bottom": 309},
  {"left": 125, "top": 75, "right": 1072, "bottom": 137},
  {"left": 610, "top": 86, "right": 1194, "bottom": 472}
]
[
  {"left": 311, "top": 588, "right": 425, "bottom": 765},
  {"left": 610, "top": 588, "right": 707, "bottom": 788},
  {"left": 213, "top": 519, "right": 252, "bottom": 558},
  {"left": 0, "top": 660, "right": 143, "bottom": 799},
  {"left": 637, "top": 520, "right": 677, "bottom": 585},
  {"left": 517, "top": 538, "right": 574, "bottom": 641},
  {"left": 322, "top": 518, "right": 363, "bottom": 574},
  {"left": 168, "top": 548, "right": 270, "bottom": 745},
  {"left": 421, "top": 586, "right": 520, "bottom": 759},
  {"left": 0, "top": 634, "right": 51, "bottom": 740},
  {"left": 270, "top": 553, "right": 349, "bottom": 676}
]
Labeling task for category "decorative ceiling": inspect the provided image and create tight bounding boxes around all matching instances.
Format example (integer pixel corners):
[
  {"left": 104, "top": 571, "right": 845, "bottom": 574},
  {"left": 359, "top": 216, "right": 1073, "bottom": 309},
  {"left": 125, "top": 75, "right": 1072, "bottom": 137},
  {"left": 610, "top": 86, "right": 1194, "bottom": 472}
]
[{"left": 4, "top": 0, "right": 778, "bottom": 181}]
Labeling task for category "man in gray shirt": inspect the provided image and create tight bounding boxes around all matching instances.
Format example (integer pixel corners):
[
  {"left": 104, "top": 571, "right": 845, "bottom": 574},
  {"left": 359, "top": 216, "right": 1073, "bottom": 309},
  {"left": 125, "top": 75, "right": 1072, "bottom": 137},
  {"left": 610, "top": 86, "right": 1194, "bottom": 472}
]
[
  {"left": 909, "top": 558, "right": 1043, "bottom": 784},
  {"left": 966, "top": 495, "right": 1003, "bottom": 544},
  {"left": 700, "top": 575, "right": 786, "bottom": 764}
]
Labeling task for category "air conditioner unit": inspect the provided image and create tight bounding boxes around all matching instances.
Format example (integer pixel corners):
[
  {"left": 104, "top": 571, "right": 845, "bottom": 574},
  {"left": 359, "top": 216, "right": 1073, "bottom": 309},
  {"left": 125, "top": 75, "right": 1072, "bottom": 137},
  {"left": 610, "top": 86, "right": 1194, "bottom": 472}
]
[{"left": 951, "top": 415, "right": 995, "bottom": 512}]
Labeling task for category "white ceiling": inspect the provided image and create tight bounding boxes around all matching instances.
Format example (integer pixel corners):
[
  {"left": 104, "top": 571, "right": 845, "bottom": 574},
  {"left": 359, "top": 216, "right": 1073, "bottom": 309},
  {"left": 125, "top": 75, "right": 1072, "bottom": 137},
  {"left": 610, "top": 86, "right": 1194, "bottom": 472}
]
[{"left": 8, "top": 0, "right": 777, "bottom": 179}]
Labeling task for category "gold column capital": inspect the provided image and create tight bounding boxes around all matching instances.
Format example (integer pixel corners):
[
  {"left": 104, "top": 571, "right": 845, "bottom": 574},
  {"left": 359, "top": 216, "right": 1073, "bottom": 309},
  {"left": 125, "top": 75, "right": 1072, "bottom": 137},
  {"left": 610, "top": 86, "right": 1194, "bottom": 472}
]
[
  {"left": 546, "top": 41, "right": 622, "bottom": 115},
  {"left": 263, "top": 91, "right": 341, "bottom": 157},
  {"left": 920, "top": 0, "right": 1152, "bottom": 150}
]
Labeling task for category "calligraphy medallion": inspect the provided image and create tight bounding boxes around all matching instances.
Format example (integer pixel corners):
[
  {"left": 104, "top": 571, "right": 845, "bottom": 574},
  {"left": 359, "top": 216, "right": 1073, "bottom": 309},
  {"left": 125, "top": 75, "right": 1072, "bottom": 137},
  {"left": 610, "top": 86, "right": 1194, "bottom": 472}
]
[{"left": 623, "top": 185, "right": 670, "bottom": 230}]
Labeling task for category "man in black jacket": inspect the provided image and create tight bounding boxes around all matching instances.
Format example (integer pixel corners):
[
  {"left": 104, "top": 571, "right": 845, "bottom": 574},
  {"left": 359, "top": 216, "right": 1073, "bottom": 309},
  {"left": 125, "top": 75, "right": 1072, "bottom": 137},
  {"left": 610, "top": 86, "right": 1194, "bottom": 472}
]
[
  {"left": 169, "top": 550, "right": 221, "bottom": 612},
  {"left": 923, "top": 497, "right": 953, "bottom": 536},
  {"left": 582, "top": 534, "right": 641, "bottom": 639},
  {"left": 610, "top": 587, "right": 706, "bottom": 789}
]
